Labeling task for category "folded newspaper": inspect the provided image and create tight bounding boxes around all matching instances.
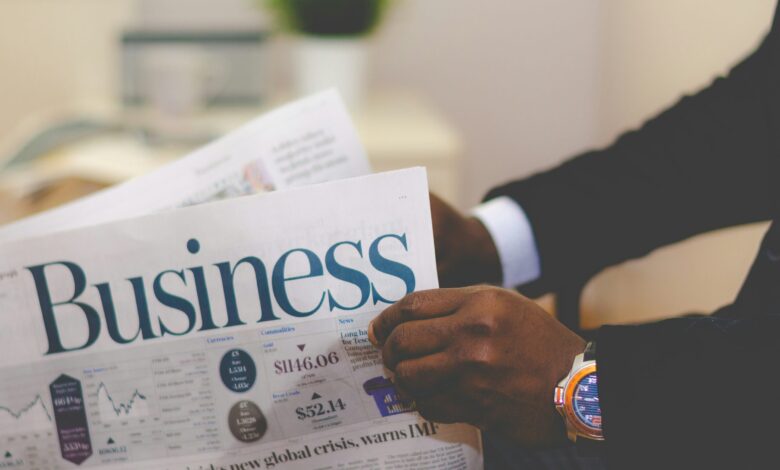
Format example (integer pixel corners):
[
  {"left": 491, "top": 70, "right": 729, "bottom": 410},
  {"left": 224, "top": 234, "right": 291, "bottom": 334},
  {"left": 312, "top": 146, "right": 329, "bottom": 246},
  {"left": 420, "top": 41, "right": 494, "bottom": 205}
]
[{"left": 0, "top": 92, "right": 483, "bottom": 469}]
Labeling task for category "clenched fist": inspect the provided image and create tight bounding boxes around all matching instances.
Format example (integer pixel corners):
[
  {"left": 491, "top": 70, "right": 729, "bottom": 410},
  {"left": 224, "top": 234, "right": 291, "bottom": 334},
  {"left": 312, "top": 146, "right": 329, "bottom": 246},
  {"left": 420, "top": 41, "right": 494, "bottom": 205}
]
[{"left": 369, "top": 286, "right": 586, "bottom": 448}]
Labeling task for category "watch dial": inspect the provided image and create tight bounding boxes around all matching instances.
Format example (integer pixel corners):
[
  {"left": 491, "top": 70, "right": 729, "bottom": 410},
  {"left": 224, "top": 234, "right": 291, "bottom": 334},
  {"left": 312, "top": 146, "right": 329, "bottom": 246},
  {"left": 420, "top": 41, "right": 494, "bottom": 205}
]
[{"left": 572, "top": 372, "right": 601, "bottom": 429}]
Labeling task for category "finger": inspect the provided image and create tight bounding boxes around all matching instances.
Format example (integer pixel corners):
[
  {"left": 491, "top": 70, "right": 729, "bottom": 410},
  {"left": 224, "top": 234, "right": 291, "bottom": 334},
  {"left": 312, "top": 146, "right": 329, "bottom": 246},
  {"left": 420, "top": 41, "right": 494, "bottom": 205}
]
[
  {"left": 382, "top": 317, "right": 452, "bottom": 371},
  {"left": 393, "top": 351, "right": 459, "bottom": 398},
  {"left": 370, "top": 288, "right": 470, "bottom": 346}
]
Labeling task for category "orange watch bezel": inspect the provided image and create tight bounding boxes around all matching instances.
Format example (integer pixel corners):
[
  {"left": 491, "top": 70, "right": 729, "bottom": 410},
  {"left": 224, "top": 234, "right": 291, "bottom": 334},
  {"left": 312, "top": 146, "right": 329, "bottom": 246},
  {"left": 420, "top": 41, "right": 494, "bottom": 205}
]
[{"left": 562, "top": 362, "right": 603, "bottom": 440}]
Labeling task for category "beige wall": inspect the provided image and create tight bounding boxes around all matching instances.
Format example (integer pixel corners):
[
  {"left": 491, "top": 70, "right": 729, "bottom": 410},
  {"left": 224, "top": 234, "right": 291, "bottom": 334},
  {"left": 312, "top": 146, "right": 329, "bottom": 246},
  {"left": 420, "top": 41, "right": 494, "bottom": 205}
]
[
  {"left": 0, "top": 0, "right": 134, "bottom": 143},
  {"left": 373, "top": 0, "right": 604, "bottom": 207},
  {"left": 0, "top": 0, "right": 777, "bottom": 322},
  {"left": 598, "top": 1, "right": 775, "bottom": 142}
]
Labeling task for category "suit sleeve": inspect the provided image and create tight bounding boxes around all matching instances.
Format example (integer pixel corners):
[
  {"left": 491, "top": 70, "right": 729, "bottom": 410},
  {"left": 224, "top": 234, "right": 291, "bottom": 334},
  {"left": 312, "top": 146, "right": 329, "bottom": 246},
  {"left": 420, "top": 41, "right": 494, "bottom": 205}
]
[
  {"left": 596, "top": 310, "right": 780, "bottom": 468},
  {"left": 486, "top": 32, "right": 776, "bottom": 294}
]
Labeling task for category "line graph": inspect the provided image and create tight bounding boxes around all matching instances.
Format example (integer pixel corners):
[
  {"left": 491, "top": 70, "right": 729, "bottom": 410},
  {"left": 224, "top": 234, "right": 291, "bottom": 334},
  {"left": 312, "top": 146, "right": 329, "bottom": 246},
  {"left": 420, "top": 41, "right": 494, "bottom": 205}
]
[
  {"left": 0, "top": 393, "right": 53, "bottom": 433},
  {"left": 97, "top": 382, "right": 150, "bottom": 422}
]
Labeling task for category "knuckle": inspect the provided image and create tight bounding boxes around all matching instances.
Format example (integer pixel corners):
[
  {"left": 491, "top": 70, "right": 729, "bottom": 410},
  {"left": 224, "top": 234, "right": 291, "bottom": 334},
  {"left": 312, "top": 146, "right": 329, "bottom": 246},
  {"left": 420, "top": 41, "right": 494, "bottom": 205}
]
[
  {"left": 398, "top": 292, "right": 424, "bottom": 318},
  {"left": 466, "top": 313, "right": 500, "bottom": 337},
  {"left": 385, "top": 324, "right": 411, "bottom": 356},
  {"left": 464, "top": 289, "right": 499, "bottom": 311},
  {"left": 393, "top": 362, "right": 416, "bottom": 387},
  {"left": 462, "top": 342, "right": 497, "bottom": 368},
  {"left": 381, "top": 344, "right": 397, "bottom": 370},
  {"left": 381, "top": 355, "right": 395, "bottom": 371},
  {"left": 480, "top": 287, "right": 504, "bottom": 303},
  {"left": 373, "top": 316, "right": 389, "bottom": 342},
  {"left": 466, "top": 284, "right": 491, "bottom": 296}
]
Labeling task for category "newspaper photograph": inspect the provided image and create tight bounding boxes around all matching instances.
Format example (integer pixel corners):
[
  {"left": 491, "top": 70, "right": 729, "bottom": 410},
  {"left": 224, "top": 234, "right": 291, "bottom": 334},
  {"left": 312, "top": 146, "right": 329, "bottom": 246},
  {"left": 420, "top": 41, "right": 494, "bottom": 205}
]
[{"left": 0, "top": 168, "right": 483, "bottom": 469}]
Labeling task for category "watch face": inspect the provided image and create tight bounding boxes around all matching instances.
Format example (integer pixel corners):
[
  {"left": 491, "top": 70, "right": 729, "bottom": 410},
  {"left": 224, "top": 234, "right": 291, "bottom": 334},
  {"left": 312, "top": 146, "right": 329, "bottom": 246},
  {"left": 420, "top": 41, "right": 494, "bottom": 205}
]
[{"left": 572, "top": 371, "right": 601, "bottom": 430}]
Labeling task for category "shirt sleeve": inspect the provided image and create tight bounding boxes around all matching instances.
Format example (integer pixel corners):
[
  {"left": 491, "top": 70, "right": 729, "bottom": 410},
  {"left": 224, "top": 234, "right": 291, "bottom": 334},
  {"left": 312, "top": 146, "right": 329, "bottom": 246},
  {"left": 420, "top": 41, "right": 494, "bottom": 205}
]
[{"left": 472, "top": 196, "right": 541, "bottom": 288}]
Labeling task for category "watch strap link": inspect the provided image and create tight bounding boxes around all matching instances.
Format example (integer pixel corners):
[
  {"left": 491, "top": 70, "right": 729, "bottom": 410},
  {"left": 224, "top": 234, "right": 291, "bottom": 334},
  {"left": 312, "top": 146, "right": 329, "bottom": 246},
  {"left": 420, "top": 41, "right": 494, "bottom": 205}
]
[{"left": 583, "top": 340, "right": 596, "bottom": 362}]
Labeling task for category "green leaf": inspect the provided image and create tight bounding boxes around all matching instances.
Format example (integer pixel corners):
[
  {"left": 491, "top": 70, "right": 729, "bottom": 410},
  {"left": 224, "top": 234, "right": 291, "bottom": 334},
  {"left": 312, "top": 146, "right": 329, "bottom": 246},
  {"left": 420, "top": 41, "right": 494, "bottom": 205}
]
[{"left": 261, "top": 0, "right": 391, "bottom": 37}]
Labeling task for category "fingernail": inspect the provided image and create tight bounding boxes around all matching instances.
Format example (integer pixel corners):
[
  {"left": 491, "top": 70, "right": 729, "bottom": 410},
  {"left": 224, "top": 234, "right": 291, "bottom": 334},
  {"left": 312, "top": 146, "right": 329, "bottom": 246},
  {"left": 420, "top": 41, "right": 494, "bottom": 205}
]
[{"left": 368, "top": 320, "right": 379, "bottom": 347}]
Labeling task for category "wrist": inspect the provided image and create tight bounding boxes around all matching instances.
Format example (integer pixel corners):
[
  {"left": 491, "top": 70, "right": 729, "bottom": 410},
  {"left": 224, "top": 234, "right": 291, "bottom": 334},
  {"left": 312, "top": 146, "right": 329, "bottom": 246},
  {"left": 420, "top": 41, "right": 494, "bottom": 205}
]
[{"left": 464, "top": 216, "right": 502, "bottom": 285}]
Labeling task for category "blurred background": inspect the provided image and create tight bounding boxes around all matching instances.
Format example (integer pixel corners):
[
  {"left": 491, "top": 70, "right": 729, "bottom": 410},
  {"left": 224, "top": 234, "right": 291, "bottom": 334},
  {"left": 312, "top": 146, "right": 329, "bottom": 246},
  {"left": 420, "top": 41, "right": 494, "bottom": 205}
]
[{"left": 0, "top": 0, "right": 776, "bottom": 328}]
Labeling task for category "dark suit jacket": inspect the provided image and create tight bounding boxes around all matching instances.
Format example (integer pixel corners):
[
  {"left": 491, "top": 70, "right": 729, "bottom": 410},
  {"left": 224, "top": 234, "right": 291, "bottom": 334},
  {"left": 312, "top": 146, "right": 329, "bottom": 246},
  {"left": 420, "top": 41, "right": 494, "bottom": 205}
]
[{"left": 486, "top": 7, "right": 780, "bottom": 469}]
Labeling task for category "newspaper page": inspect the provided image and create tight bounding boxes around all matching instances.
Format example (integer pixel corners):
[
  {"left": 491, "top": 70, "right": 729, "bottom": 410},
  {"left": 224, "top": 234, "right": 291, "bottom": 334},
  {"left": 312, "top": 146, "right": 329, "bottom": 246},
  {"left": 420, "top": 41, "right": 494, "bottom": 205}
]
[
  {"left": 0, "top": 90, "right": 370, "bottom": 243},
  {"left": 0, "top": 168, "right": 483, "bottom": 469}
]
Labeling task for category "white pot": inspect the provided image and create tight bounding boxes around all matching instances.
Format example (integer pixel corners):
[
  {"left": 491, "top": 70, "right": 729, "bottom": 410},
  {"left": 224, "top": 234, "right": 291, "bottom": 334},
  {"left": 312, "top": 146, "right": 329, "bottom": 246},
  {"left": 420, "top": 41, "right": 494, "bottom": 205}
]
[{"left": 294, "top": 37, "right": 367, "bottom": 108}]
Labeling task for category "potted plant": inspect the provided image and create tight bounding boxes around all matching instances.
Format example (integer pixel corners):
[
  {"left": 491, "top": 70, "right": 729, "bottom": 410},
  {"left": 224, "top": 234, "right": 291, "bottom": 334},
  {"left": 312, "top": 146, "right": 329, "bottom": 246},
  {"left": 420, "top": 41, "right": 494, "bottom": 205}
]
[{"left": 263, "top": 0, "right": 391, "bottom": 106}]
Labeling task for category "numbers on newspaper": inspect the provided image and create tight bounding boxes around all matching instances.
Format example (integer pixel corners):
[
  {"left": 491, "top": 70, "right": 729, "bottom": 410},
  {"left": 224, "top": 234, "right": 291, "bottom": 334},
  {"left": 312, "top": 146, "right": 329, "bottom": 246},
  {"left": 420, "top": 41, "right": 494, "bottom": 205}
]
[
  {"left": 296, "top": 398, "right": 347, "bottom": 421},
  {"left": 274, "top": 352, "right": 340, "bottom": 375},
  {"left": 220, "top": 349, "right": 257, "bottom": 393},
  {"left": 228, "top": 400, "right": 268, "bottom": 443}
]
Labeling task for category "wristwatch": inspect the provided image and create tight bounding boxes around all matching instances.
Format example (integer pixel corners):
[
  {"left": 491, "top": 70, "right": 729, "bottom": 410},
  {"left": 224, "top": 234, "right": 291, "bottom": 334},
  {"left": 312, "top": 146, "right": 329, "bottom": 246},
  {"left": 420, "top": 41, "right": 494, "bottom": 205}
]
[{"left": 554, "top": 341, "right": 603, "bottom": 452}]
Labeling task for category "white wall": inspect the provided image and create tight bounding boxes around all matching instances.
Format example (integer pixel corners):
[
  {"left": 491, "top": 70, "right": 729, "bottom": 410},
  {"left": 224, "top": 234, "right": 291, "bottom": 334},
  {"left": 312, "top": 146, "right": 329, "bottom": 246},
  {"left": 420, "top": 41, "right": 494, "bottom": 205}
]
[
  {"left": 598, "top": 0, "right": 776, "bottom": 142},
  {"left": 136, "top": 0, "right": 266, "bottom": 30},
  {"left": 1, "top": 1, "right": 775, "bottom": 204},
  {"left": 373, "top": 0, "right": 604, "bottom": 206},
  {"left": 0, "top": 0, "right": 135, "bottom": 140},
  {"left": 0, "top": 0, "right": 605, "bottom": 209},
  {"left": 0, "top": 0, "right": 777, "bottom": 321}
]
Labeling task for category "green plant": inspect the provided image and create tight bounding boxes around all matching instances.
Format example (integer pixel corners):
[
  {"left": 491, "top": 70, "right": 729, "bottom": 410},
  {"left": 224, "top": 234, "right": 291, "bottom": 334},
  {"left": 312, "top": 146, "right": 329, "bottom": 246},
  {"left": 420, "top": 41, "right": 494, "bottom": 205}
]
[{"left": 264, "top": 0, "right": 390, "bottom": 37}]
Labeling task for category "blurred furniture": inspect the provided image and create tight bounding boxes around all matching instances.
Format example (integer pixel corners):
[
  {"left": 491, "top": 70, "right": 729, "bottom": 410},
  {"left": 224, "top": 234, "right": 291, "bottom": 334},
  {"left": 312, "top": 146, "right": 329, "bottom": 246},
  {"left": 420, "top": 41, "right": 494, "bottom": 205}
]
[{"left": 121, "top": 29, "right": 269, "bottom": 109}]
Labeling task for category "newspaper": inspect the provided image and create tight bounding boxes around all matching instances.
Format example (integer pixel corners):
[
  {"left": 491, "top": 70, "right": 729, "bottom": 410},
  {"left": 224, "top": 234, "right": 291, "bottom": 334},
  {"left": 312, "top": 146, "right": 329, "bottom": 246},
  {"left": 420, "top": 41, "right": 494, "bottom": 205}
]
[
  {"left": 0, "top": 168, "right": 482, "bottom": 469},
  {"left": 0, "top": 90, "right": 370, "bottom": 242},
  {"left": 0, "top": 90, "right": 483, "bottom": 468}
]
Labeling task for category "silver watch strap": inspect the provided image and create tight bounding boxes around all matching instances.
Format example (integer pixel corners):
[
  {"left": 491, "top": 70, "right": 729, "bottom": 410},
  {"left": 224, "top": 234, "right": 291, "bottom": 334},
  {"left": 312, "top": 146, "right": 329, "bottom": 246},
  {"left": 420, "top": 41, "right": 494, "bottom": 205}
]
[{"left": 584, "top": 341, "right": 596, "bottom": 362}]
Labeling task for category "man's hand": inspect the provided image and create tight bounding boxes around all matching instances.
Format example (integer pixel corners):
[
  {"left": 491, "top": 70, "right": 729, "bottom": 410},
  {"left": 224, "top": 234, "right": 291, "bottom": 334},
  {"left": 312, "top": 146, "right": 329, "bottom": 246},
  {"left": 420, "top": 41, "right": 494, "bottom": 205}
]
[
  {"left": 430, "top": 194, "right": 502, "bottom": 287},
  {"left": 369, "top": 286, "right": 586, "bottom": 448}
]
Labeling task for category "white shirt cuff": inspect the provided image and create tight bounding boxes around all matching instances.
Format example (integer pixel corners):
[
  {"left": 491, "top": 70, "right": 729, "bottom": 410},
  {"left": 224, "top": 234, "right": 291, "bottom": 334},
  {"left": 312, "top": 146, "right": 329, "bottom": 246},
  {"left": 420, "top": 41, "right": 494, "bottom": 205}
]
[{"left": 472, "top": 196, "right": 541, "bottom": 288}]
